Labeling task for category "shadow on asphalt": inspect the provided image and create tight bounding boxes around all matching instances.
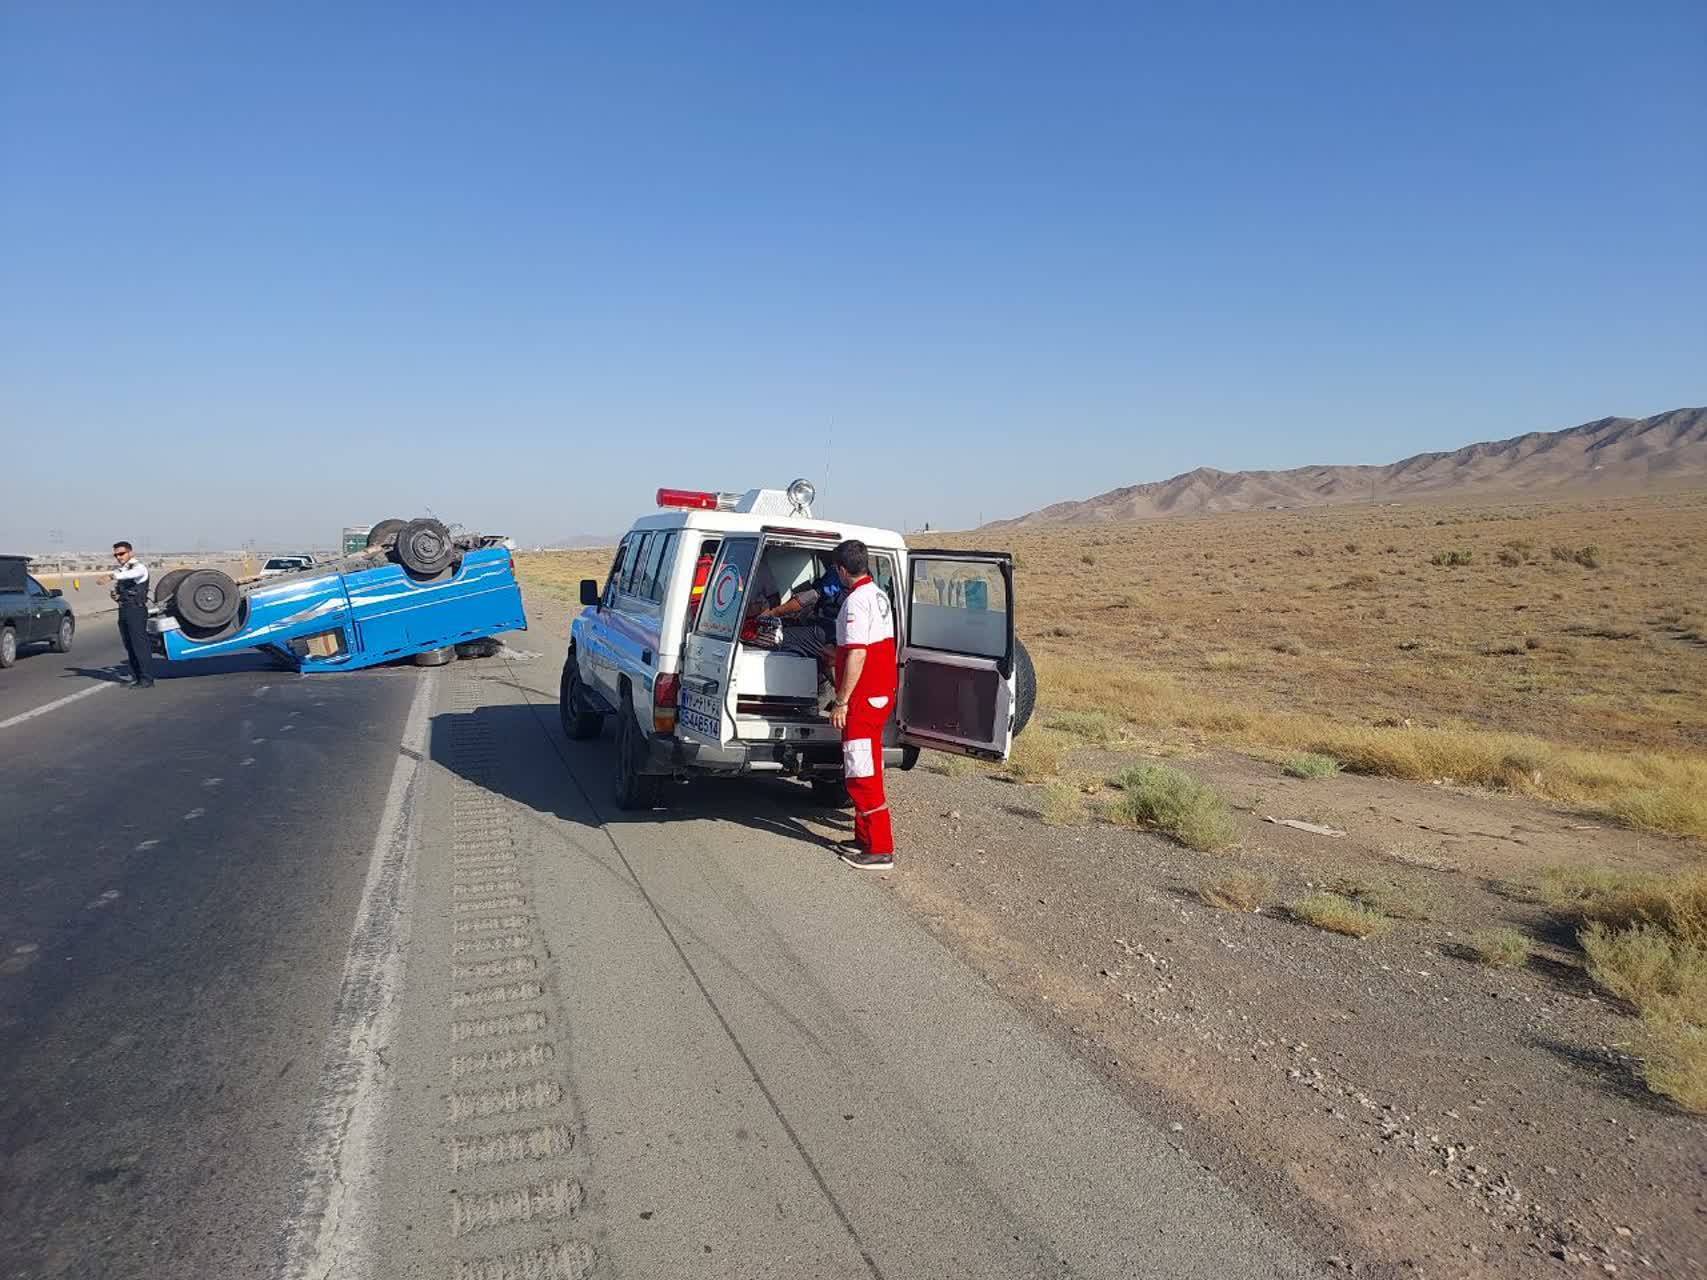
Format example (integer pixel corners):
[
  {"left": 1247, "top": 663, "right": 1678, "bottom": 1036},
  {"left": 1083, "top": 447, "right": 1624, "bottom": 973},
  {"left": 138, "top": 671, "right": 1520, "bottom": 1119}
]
[{"left": 428, "top": 701, "right": 855, "bottom": 853}]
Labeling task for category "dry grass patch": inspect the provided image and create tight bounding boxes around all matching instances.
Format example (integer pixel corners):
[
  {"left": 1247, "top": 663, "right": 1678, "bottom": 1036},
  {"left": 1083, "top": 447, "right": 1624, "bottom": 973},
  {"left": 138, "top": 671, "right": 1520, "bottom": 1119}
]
[
  {"left": 1642, "top": 1020, "right": 1707, "bottom": 1112},
  {"left": 1044, "top": 709, "right": 1127, "bottom": 745},
  {"left": 1468, "top": 927, "right": 1532, "bottom": 968},
  {"left": 1040, "top": 781, "right": 1090, "bottom": 826},
  {"left": 1288, "top": 893, "right": 1391, "bottom": 939},
  {"left": 1003, "top": 728, "right": 1071, "bottom": 781},
  {"left": 1105, "top": 764, "right": 1239, "bottom": 852},
  {"left": 1283, "top": 752, "right": 1342, "bottom": 780},
  {"left": 1036, "top": 654, "right": 1707, "bottom": 839},
  {"left": 1200, "top": 871, "right": 1274, "bottom": 911}
]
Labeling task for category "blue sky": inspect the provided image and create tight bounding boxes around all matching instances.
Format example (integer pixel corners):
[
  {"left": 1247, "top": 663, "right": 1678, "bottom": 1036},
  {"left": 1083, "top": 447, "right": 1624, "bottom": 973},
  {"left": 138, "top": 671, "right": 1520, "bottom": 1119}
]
[{"left": 2, "top": 2, "right": 1703, "bottom": 550}]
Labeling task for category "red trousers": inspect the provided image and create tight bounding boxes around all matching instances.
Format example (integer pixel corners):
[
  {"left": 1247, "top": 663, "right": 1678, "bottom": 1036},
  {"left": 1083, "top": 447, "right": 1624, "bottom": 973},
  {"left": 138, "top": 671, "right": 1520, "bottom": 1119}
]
[{"left": 842, "top": 694, "right": 895, "bottom": 855}]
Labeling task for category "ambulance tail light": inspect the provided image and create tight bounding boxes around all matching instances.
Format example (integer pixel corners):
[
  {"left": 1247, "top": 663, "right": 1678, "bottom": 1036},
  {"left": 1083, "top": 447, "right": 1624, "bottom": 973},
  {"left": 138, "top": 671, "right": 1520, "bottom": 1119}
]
[
  {"left": 656, "top": 488, "right": 738, "bottom": 512},
  {"left": 653, "top": 672, "right": 679, "bottom": 733}
]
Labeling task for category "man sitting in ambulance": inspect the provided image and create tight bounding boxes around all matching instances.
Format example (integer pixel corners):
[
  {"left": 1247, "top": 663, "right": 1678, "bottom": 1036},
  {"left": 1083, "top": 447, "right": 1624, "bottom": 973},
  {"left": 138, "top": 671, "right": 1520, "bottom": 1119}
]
[{"left": 757, "top": 559, "right": 847, "bottom": 674}]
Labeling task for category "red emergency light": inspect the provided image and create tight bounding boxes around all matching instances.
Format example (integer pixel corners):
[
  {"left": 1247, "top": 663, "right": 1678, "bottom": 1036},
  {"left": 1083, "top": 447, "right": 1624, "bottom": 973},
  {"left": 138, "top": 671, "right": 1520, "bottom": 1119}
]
[{"left": 656, "top": 487, "right": 737, "bottom": 511}]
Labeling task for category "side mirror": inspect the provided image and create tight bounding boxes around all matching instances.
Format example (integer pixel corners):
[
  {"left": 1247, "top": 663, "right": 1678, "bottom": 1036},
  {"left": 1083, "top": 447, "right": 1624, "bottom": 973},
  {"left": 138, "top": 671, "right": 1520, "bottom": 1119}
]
[
  {"left": 579, "top": 579, "right": 601, "bottom": 607},
  {"left": 49, "top": 588, "right": 64, "bottom": 598}
]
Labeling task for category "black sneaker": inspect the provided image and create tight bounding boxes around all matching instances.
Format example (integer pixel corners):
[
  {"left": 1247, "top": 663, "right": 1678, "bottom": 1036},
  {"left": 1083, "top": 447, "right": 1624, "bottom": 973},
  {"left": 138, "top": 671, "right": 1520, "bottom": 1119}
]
[
  {"left": 838, "top": 847, "right": 894, "bottom": 871},
  {"left": 131, "top": 679, "right": 156, "bottom": 689}
]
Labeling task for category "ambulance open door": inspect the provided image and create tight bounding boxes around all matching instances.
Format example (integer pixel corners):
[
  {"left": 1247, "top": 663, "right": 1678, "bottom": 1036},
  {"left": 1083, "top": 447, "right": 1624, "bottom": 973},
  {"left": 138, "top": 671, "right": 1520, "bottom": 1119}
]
[
  {"left": 676, "top": 535, "right": 759, "bottom": 750},
  {"left": 897, "top": 551, "right": 1016, "bottom": 761}
]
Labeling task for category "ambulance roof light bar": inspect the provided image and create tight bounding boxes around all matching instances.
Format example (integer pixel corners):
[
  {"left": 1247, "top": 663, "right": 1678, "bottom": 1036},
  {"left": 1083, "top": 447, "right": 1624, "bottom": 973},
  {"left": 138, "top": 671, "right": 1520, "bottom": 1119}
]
[{"left": 656, "top": 488, "right": 740, "bottom": 512}]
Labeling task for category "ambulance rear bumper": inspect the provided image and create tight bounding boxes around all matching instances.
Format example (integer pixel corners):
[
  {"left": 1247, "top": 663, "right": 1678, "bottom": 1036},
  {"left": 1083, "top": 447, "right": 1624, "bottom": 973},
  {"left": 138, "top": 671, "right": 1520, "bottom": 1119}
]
[{"left": 644, "top": 734, "right": 906, "bottom": 776}]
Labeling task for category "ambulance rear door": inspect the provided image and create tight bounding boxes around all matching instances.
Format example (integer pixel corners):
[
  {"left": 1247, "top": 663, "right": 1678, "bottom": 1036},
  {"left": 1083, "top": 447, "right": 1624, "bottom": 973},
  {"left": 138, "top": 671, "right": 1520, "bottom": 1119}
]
[
  {"left": 676, "top": 535, "right": 760, "bottom": 749},
  {"left": 897, "top": 551, "right": 1016, "bottom": 760}
]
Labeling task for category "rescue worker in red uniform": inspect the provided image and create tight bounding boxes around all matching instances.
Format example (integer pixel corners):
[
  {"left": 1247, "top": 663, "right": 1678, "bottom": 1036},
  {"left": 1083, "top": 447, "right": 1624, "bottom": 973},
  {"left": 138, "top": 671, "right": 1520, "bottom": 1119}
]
[{"left": 827, "top": 540, "right": 898, "bottom": 870}]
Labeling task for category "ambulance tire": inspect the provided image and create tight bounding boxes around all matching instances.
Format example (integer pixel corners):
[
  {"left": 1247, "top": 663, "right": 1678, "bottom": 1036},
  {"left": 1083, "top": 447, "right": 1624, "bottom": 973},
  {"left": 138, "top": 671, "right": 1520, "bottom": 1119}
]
[
  {"left": 366, "top": 518, "right": 407, "bottom": 550},
  {"left": 456, "top": 638, "right": 502, "bottom": 660},
  {"left": 153, "top": 568, "right": 190, "bottom": 605},
  {"left": 559, "top": 657, "right": 603, "bottom": 740},
  {"left": 1013, "top": 639, "right": 1037, "bottom": 737},
  {"left": 413, "top": 645, "right": 456, "bottom": 667},
  {"left": 175, "top": 570, "right": 242, "bottom": 630},
  {"left": 397, "top": 518, "right": 454, "bottom": 577},
  {"left": 810, "top": 777, "right": 852, "bottom": 808},
  {"left": 613, "top": 707, "right": 663, "bottom": 811}
]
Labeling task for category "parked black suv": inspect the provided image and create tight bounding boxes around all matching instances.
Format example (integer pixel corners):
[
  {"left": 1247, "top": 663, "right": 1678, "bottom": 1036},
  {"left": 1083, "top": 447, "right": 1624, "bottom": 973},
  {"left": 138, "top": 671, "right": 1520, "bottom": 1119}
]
[{"left": 0, "top": 554, "right": 76, "bottom": 668}]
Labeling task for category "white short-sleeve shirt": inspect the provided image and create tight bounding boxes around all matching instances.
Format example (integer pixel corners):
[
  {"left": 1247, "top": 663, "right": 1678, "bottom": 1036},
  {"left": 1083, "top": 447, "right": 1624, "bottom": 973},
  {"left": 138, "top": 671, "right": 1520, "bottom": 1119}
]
[{"left": 837, "top": 579, "right": 894, "bottom": 648}]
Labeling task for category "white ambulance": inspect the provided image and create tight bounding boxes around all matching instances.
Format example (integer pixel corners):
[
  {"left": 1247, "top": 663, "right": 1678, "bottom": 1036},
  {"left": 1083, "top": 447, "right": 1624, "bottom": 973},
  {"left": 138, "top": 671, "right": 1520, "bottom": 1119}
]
[{"left": 561, "top": 480, "right": 1036, "bottom": 809}]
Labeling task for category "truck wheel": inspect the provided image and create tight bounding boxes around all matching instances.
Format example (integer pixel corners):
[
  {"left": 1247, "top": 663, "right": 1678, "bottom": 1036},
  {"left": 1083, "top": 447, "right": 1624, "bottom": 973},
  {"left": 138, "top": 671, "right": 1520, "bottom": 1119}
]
[
  {"left": 175, "top": 569, "right": 242, "bottom": 629},
  {"left": 613, "top": 708, "right": 662, "bottom": 811},
  {"left": 0, "top": 626, "right": 15, "bottom": 668},
  {"left": 413, "top": 645, "right": 456, "bottom": 667},
  {"left": 559, "top": 658, "right": 603, "bottom": 740},
  {"left": 455, "top": 637, "right": 503, "bottom": 660},
  {"left": 810, "top": 776, "right": 852, "bottom": 808},
  {"left": 153, "top": 568, "right": 190, "bottom": 605},
  {"left": 51, "top": 616, "right": 74, "bottom": 654},
  {"left": 1013, "top": 639, "right": 1037, "bottom": 737},
  {"left": 397, "top": 518, "right": 454, "bottom": 577},
  {"left": 366, "top": 518, "right": 407, "bottom": 550}
]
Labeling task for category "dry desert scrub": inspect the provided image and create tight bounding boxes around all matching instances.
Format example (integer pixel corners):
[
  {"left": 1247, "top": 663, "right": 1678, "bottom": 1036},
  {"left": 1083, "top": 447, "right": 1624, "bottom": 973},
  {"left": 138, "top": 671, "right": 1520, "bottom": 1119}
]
[
  {"left": 1288, "top": 892, "right": 1391, "bottom": 939},
  {"left": 1283, "top": 752, "right": 1342, "bottom": 779},
  {"left": 1200, "top": 871, "right": 1275, "bottom": 911},
  {"left": 1036, "top": 656, "right": 1707, "bottom": 838},
  {"left": 1468, "top": 927, "right": 1532, "bottom": 968},
  {"left": 1553, "top": 867, "right": 1707, "bottom": 1111},
  {"left": 1105, "top": 764, "right": 1238, "bottom": 852}
]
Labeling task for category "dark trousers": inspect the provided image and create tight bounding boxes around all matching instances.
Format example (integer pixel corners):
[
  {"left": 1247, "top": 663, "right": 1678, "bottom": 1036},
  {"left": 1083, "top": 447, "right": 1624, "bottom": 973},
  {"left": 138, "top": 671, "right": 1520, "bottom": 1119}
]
[{"left": 118, "top": 604, "right": 155, "bottom": 683}]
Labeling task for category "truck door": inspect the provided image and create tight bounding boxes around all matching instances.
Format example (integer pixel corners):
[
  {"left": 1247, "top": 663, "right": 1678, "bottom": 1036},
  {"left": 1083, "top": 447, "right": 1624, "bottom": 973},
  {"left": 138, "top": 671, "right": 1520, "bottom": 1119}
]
[
  {"left": 898, "top": 551, "right": 1017, "bottom": 760},
  {"left": 676, "top": 535, "right": 760, "bottom": 750}
]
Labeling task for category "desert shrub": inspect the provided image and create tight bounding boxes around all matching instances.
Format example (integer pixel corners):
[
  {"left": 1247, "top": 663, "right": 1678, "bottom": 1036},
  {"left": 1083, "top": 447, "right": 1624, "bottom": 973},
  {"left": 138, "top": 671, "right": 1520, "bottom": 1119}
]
[
  {"left": 1200, "top": 871, "right": 1274, "bottom": 911},
  {"left": 1040, "top": 781, "right": 1089, "bottom": 826},
  {"left": 1430, "top": 548, "right": 1474, "bottom": 567},
  {"left": 1582, "top": 923, "right": 1707, "bottom": 1026},
  {"left": 1289, "top": 893, "right": 1390, "bottom": 938},
  {"left": 1574, "top": 545, "right": 1603, "bottom": 569},
  {"left": 1106, "top": 764, "right": 1238, "bottom": 851},
  {"left": 1469, "top": 927, "right": 1532, "bottom": 968},
  {"left": 1271, "top": 636, "right": 1308, "bottom": 656},
  {"left": 1340, "top": 573, "right": 1378, "bottom": 590},
  {"left": 1003, "top": 728, "right": 1070, "bottom": 781},
  {"left": 1496, "top": 547, "right": 1523, "bottom": 567},
  {"left": 1283, "top": 752, "right": 1342, "bottom": 779},
  {"left": 1641, "top": 1019, "right": 1707, "bottom": 1112},
  {"left": 1542, "top": 868, "right": 1707, "bottom": 946},
  {"left": 1550, "top": 544, "right": 1575, "bottom": 562},
  {"left": 1081, "top": 552, "right": 1096, "bottom": 566},
  {"left": 1203, "top": 650, "right": 1251, "bottom": 672},
  {"left": 1294, "top": 545, "right": 1317, "bottom": 558},
  {"left": 1343, "top": 542, "right": 1359, "bottom": 553}
]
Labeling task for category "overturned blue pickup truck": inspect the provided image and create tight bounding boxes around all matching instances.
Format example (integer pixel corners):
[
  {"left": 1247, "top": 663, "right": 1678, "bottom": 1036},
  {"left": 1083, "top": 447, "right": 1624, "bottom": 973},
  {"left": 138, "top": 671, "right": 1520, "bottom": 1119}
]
[{"left": 148, "top": 517, "right": 526, "bottom": 672}]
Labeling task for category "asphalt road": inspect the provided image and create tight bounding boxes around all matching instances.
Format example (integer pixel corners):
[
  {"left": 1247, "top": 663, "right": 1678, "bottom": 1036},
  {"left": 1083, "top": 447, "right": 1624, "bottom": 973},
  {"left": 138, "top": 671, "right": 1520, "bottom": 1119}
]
[
  {"left": 0, "top": 627, "right": 421, "bottom": 1279},
  {"left": 1, "top": 608, "right": 1323, "bottom": 1279}
]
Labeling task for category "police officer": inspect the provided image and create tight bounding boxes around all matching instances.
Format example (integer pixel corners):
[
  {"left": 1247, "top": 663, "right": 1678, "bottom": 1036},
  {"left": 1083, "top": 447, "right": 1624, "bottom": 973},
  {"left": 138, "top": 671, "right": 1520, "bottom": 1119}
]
[{"left": 106, "top": 540, "right": 156, "bottom": 688}]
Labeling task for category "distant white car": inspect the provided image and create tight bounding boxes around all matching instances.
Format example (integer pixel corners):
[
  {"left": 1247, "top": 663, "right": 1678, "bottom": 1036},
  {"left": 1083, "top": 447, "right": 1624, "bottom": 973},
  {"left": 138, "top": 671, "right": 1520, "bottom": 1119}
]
[{"left": 259, "top": 555, "right": 315, "bottom": 578}]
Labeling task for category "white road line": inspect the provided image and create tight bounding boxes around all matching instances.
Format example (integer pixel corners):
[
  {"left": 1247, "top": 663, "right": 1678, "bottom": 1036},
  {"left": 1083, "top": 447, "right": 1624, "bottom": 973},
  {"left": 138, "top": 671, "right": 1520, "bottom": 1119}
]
[
  {"left": 276, "top": 670, "right": 435, "bottom": 1280},
  {"left": 0, "top": 681, "right": 115, "bottom": 731}
]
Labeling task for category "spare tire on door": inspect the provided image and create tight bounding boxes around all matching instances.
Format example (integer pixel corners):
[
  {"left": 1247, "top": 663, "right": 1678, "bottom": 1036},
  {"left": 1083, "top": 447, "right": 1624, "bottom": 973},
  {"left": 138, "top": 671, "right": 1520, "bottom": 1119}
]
[
  {"left": 397, "top": 518, "right": 454, "bottom": 577},
  {"left": 153, "top": 567, "right": 190, "bottom": 605},
  {"left": 175, "top": 569, "right": 242, "bottom": 630},
  {"left": 1012, "top": 638, "right": 1037, "bottom": 737},
  {"left": 366, "top": 518, "right": 407, "bottom": 550}
]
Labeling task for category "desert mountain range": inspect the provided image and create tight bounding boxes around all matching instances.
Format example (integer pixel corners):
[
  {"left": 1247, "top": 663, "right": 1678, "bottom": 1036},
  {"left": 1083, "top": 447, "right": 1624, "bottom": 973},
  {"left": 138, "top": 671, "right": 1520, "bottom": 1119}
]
[{"left": 985, "top": 407, "right": 1707, "bottom": 528}]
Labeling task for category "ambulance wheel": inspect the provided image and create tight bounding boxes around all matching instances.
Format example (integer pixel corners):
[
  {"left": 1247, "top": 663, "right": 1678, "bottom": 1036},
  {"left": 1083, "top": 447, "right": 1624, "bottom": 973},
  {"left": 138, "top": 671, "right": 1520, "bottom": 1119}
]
[
  {"left": 51, "top": 616, "right": 75, "bottom": 654},
  {"left": 1013, "top": 639, "right": 1037, "bottom": 738},
  {"left": 366, "top": 518, "right": 406, "bottom": 550},
  {"left": 559, "top": 657, "right": 602, "bottom": 740},
  {"left": 153, "top": 568, "right": 190, "bottom": 605},
  {"left": 413, "top": 645, "right": 456, "bottom": 667},
  {"left": 613, "top": 708, "right": 662, "bottom": 811},
  {"left": 397, "top": 518, "right": 454, "bottom": 577},
  {"left": 175, "top": 569, "right": 241, "bottom": 630},
  {"left": 0, "top": 626, "right": 16, "bottom": 669},
  {"left": 810, "top": 777, "right": 852, "bottom": 808},
  {"left": 456, "top": 638, "right": 502, "bottom": 660}
]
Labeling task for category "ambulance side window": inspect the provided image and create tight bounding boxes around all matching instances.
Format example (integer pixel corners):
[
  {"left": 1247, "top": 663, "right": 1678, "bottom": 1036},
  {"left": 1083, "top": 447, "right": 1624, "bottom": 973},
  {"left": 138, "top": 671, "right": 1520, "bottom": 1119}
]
[
  {"left": 621, "top": 533, "right": 654, "bottom": 597},
  {"left": 603, "top": 536, "right": 635, "bottom": 608}
]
